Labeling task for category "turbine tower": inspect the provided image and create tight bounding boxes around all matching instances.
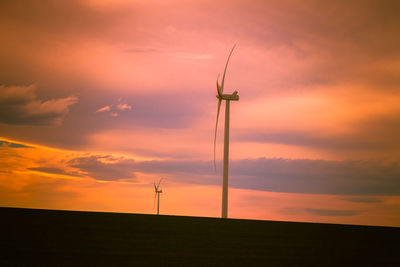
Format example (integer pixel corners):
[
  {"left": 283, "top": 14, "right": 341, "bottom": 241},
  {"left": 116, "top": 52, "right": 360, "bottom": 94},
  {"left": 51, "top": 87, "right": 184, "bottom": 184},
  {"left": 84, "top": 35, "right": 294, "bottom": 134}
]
[
  {"left": 214, "top": 44, "right": 239, "bottom": 219},
  {"left": 154, "top": 179, "right": 163, "bottom": 215}
]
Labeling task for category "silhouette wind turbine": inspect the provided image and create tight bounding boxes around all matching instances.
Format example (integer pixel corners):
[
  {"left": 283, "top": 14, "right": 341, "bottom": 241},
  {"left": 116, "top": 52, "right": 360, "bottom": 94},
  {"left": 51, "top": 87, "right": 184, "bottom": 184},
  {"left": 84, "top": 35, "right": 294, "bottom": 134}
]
[
  {"left": 214, "top": 44, "right": 239, "bottom": 219},
  {"left": 154, "top": 179, "right": 163, "bottom": 215}
]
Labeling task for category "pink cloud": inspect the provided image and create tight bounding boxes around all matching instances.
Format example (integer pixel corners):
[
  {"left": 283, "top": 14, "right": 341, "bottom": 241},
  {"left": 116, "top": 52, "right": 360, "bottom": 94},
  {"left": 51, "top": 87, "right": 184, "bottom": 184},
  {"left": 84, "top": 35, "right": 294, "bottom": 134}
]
[
  {"left": 96, "top": 106, "right": 111, "bottom": 113},
  {"left": 116, "top": 103, "right": 131, "bottom": 111},
  {"left": 95, "top": 100, "right": 132, "bottom": 117}
]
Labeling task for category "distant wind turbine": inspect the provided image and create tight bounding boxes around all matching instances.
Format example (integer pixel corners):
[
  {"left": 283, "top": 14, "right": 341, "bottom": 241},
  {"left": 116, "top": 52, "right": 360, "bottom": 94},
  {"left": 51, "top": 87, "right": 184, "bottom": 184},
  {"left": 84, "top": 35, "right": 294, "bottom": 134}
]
[
  {"left": 154, "top": 179, "right": 163, "bottom": 215},
  {"left": 214, "top": 44, "right": 239, "bottom": 219}
]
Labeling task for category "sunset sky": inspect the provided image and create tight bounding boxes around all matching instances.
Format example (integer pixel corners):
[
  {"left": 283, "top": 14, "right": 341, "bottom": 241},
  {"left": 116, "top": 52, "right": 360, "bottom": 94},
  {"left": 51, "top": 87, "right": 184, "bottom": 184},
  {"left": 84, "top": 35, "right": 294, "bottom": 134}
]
[{"left": 1, "top": 0, "right": 400, "bottom": 227}]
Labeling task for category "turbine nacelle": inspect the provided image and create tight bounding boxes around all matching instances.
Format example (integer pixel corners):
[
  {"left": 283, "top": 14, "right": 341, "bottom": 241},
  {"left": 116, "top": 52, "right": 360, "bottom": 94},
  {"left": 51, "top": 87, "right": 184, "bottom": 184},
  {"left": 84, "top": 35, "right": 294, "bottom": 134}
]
[{"left": 216, "top": 91, "right": 239, "bottom": 101}]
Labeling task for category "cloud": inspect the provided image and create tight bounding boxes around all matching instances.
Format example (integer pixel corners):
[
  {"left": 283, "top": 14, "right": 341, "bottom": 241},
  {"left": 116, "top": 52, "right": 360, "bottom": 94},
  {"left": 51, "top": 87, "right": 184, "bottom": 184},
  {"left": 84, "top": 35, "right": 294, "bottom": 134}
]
[
  {"left": 45, "top": 154, "right": 394, "bottom": 196},
  {"left": 96, "top": 106, "right": 111, "bottom": 113},
  {"left": 237, "top": 111, "right": 400, "bottom": 152},
  {"left": 28, "top": 167, "right": 82, "bottom": 178},
  {"left": 1, "top": 0, "right": 400, "bottom": 165},
  {"left": 125, "top": 92, "right": 205, "bottom": 128},
  {"left": 68, "top": 155, "right": 136, "bottom": 181},
  {"left": 305, "top": 208, "right": 360, "bottom": 217},
  {"left": 341, "top": 197, "right": 383, "bottom": 204},
  {"left": 234, "top": 0, "right": 400, "bottom": 89},
  {"left": 116, "top": 157, "right": 400, "bottom": 196},
  {"left": 116, "top": 103, "right": 131, "bottom": 111},
  {"left": 134, "top": 160, "right": 211, "bottom": 176},
  {"left": 237, "top": 132, "right": 385, "bottom": 151},
  {"left": 279, "top": 207, "right": 303, "bottom": 216},
  {"left": 0, "top": 88, "right": 205, "bottom": 151},
  {"left": 0, "top": 0, "right": 126, "bottom": 40},
  {"left": 229, "top": 158, "right": 400, "bottom": 195},
  {"left": 0, "top": 85, "right": 78, "bottom": 125},
  {"left": 0, "top": 140, "right": 31, "bottom": 148},
  {"left": 96, "top": 100, "right": 132, "bottom": 117}
]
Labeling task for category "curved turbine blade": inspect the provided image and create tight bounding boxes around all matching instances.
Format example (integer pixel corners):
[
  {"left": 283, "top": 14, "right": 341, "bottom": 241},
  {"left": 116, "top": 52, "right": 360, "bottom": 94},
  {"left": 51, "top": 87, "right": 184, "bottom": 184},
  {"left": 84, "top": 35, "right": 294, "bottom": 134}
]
[
  {"left": 213, "top": 98, "right": 222, "bottom": 172},
  {"left": 220, "top": 44, "right": 236, "bottom": 91},
  {"left": 213, "top": 44, "right": 236, "bottom": 173},
  {"left": 217, "top": 74, "right": 223, "bottom": 97},
  {"left": 153, "top": 181, "right": 157, "bottom": 210},
  {"left": 157, "top": 178, "right": 163, "bottom": 188}
]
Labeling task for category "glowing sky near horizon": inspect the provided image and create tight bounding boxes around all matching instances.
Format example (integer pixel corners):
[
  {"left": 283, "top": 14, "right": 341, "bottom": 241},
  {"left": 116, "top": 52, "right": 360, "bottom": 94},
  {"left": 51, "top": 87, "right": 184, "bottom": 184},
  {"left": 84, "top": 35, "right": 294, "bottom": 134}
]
[{"left": 1, "top": 0, "right": 400, "bottom": 227}]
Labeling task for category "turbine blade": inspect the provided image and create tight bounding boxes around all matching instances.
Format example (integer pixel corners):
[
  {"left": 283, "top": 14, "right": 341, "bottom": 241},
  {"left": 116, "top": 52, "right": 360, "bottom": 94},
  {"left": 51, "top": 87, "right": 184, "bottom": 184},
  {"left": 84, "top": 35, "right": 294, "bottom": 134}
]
[
  {"left": 157, "top": 178, "right": 163, "bottom": 188},
  {"left": 213, "top": 98, "right": 222, "bottom": 172},
  {"left": 221, "top": 44, "right": 236, "bottom": 91},
  {"left": 216, "top": 74, "right": 223, "bottom": 96}
]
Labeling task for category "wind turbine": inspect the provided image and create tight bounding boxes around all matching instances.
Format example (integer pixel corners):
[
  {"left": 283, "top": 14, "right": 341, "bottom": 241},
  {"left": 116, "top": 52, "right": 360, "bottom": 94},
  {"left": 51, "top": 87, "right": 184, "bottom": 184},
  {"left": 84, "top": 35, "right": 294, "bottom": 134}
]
[
  {"left": 214, "top": 44, "right": 239, "bottom": 219},
  {"left": 154, "top": 179, "right": 163, "bottom": 215}
]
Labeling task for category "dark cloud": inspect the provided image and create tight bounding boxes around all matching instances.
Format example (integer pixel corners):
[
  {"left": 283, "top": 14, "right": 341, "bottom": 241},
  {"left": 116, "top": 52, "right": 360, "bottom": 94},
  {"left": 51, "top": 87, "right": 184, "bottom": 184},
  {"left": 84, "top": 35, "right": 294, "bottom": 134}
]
[
  {"left": 0, "top": 85, "right": 78, "bottom": 126},
  {"left": 341, "top": 197, "right": 383, "bottom": 204},
  {"left": 0, "top": 140, "right": 31, "bottom": 148},
  {"left": 279, "top": 207, "right": 303, "bottom": 215},
  {"left": 68, "top": 155, "right": 136, "bottom": 181},
  {"left": 356, "top": 113, "right": 400, "bottom": 145},
  {"left": 67, "top": 155, "right": 210, "bottom": 182},
  {"left": 305, "top": 208, "right": 360, "bottom": 217},
  {"left": 71, "top": 156, "right": 400, "bottom": 195},
  {"left": 229, "top": 158, "right": 400, "bottom": 195}
]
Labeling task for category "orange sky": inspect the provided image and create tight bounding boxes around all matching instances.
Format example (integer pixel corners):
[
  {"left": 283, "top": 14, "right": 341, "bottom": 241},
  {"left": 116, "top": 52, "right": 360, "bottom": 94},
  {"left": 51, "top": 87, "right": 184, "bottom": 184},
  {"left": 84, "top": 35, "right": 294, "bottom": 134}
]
[{"left": 1, "top": 0, "right": 400, "bottom": 227}]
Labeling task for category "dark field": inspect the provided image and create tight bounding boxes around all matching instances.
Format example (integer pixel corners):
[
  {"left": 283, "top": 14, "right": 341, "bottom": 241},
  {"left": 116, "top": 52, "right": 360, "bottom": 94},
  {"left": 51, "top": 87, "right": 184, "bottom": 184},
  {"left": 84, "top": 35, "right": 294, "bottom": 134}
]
[{"left": 1, "top": 207, "right": 399, "bottom": 266}]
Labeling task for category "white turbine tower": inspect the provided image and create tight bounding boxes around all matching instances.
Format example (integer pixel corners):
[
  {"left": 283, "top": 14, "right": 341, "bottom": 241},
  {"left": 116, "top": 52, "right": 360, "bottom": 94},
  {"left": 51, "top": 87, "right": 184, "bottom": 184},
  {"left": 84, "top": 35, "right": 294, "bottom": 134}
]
[
  {"left": 214, "top": 44, "right": 239, "bottom": 219},
  {"left": 154, "top": 179, "right": 163, "bottom": 215}
]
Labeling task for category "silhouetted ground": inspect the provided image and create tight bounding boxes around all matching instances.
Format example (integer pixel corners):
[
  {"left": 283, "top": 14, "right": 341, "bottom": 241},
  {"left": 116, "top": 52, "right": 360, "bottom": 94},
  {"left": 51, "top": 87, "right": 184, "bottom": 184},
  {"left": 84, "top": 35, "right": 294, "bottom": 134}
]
[{"left": 1, "top": 207, "right": 399, "bottom": 266}]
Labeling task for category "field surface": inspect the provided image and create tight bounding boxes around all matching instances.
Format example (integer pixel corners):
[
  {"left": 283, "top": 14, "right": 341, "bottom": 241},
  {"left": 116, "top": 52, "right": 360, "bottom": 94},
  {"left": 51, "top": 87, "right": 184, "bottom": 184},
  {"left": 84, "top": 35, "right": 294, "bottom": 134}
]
[{"left": 1, "top": 207, "right": 399, "bottom": 266}]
